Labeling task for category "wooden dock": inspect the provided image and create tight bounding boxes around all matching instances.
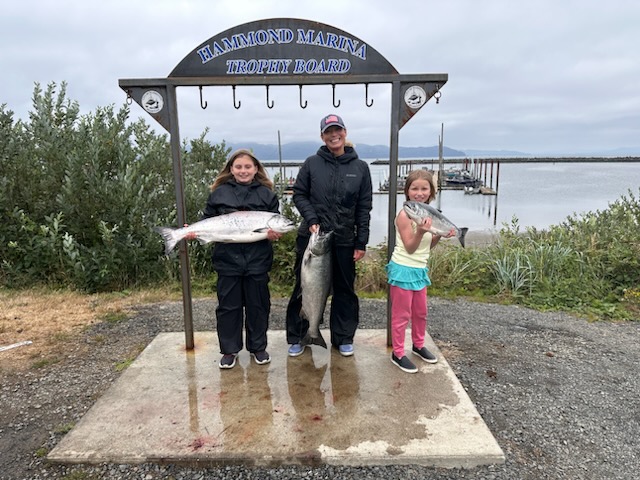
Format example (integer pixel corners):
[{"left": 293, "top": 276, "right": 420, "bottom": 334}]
[
  {"left": 263, "top": 156, "right": 640, "bottom": 169},
  {"left": 267, "top": 157, "right": 640, "bottom": 197},
  {"left": 368, "top": 156, "right": 640, "bottom": 165}
]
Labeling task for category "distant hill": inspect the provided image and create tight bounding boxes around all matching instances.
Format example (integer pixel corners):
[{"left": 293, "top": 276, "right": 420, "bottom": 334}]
[
  {"left": 224, "top": 143, "right": 640, "bottom": 160},
  {"left": 227, "top": 142, "right": 466, "bottom": 160}
]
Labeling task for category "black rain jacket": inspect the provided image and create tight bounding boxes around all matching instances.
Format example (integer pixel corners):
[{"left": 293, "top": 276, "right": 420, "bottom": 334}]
[
  {"left": 292, "top": 145, "right": 373, "bottom": 250},
  {"left": 202, "top": 179, "right": 280, "bottom": 276}
]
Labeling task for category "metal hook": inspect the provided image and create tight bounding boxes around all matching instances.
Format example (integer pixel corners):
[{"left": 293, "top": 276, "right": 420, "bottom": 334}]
[
  {"left": 199, "top": 86, "right": 207, "bottom": 110},
  {"left": 266, "top": 85, "right": 275, "bottom": 109},
  {"left": 434, "top": 85, "right": 442, "bottom": 104},
  {"left": 126, "top": 89, "right": 132, "bottom": 105},
  {"left": 299, "top": 85, "right": 308, "bottom": 109},
  {"left": 332, "top": 84, "right": 341, "bottom": 108},
  {"left": 232, "top": 85, "right": 241, "bottom": 109},
  {"left": 365, "top": 83, "right": 374, "bottom": 107}
]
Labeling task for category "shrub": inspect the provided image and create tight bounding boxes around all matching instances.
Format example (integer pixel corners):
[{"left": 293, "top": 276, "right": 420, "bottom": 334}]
[{"left": 2, "top": 82, "right": 638, "bottom": 321}]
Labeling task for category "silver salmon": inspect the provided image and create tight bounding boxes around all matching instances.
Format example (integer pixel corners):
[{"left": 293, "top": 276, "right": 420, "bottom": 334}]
[
  {"left": 403, "top": 201, "right": 468, "bottom": 247},
  {"left": 154, "top": 211, "right": 296, "bottom": 255},
  {"left": 300, "top": 230, "right": 333, "bottom": 349}
]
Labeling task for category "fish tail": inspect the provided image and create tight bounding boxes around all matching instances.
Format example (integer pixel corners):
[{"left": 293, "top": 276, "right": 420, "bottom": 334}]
[
  {"left": 458, "top": 227, "right": 469, "bottom": 248},
  {"left": 153, "top": 226, "right": 179, "bottom": 255},
  {"left": 301, "top": 331, "right": 327, "bottom": 349}
]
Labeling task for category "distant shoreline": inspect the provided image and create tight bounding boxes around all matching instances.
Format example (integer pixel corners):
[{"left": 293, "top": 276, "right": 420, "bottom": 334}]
[
  {"left": 462, "top": 230, "right": 501, "bottom": 247},
  {"left": 369, "top": 156, "right": 640, "bottom": 164},
  {"left": 366, "top": 229, "right": 500, "bottom": 253}
]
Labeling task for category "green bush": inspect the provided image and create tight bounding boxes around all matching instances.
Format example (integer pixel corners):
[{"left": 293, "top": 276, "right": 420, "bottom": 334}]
[
  {"left": 1, "top": 81, "right": 639, "bottom": 321},
  {"left": 0, "top": 82, "right": 226, "bottom": 292},
  {"left": 426, "top": 192, "right": 640, "bottom": 320}
]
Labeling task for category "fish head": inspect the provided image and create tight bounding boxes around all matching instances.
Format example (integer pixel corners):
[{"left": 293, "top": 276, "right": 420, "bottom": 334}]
[
  {"left": 268, "top": 214, "right": 297, "bottom": 234},
  {"left": 402, "top": 201, "right": 431, "bottom": 223},
  {"left": 309, "top": 230, "right": 333, "bottom": 255},
  {"left": 403, "top": 201, "right": 461, "bottom": 239}
]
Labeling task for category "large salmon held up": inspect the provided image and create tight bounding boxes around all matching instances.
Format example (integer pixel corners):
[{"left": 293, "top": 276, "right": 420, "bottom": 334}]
[
  {"left": 300, "top": 230, "right": 334, "bottom": 349},
  {"left": 154, "top": 211, "right": 296, "bottom": 255},
  {"left": 403, "top": 201, "right": 468, "bottom": 247}
]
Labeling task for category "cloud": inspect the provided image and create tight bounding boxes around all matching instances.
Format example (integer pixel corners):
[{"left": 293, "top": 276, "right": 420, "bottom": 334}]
[{"left": 2, "top": 0, "right": 640, "bottom": 155}]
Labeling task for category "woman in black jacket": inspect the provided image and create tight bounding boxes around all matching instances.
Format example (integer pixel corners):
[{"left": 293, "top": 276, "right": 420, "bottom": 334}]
[
  {"left": 201, "top": 149, "right": 284, "bottom": 369},
  {"left": 286, "top": 114, "right": 373, "bottom": 357}
]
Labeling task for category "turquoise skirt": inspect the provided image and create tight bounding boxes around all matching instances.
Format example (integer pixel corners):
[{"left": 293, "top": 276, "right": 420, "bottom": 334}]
[{"left": 386, "top": 261, "right": 431, "bottom": 291}]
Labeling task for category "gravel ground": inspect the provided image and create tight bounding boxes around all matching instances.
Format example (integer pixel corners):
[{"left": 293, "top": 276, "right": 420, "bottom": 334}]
[{"left": 1, "top": 296, "right": 639, "bottom": 480}]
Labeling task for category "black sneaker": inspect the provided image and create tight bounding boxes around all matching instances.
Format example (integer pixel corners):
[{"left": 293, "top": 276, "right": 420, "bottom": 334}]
[
  {"left": 252, "top": 350, "right": 271, "bottom": 365},
  {"left": 412, "top": 345, "right": 438, "bottom": 364},
  {"left": 219, "top": 353, "right": 237, "bottom": 369},
  {"left": 391, "top": 353, "right": 418, "bottom": 373}
]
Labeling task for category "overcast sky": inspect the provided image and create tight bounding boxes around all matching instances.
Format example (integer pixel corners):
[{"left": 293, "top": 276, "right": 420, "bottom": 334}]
[{"left": 2, "top": 0, "right": 640, "bottom": 155}]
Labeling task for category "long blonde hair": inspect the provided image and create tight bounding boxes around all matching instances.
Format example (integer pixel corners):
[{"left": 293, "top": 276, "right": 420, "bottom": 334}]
[
  {"left": 210, "top": 148, "right": 274, "bottom": 191},
  {"left": 403, "top": 169, "right": 437, "bottom": 203}
]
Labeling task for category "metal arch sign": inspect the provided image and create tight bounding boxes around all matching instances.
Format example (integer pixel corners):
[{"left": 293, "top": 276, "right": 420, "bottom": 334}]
[
  {"left": 120, "top": 18, "right": 447, "bottom": 133},
  {"left": 169, "top": 18, "right": 398, "bottom": 79},
  {"left": 118, "top": 17, "right": 448, "bottom": 349}
]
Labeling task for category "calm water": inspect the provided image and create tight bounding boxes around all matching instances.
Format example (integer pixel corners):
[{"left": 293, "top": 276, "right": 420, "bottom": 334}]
[{"left": 270, "top": 161, "right": 640, "bottom": 246}]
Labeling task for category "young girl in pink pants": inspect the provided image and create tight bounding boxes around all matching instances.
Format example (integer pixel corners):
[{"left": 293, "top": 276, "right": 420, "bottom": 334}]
[{"left": 386, "top": 170, "right": 454, "bottom": 373}]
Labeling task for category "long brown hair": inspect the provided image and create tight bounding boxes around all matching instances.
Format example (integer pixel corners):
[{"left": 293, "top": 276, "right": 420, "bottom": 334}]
[
  {"left": 210, "top": 148, "right": 274, "bottom": 191},
  {"left": 403, "top": 169, "right": 437, "bottom": 203}
]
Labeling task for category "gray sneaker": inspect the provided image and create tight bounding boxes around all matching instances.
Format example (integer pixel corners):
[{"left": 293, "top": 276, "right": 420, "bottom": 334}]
[
  {"left": 391, "top": 353, "right": 418, "bottom": 373},
  {"left": 252, "top": 350, "right": 271, "bottom": 365},
  {"left": 412, "top": 345, "right": 438, "bottom": 364},
  {"left": 219, "top": 353, "right": 237, "bottom": 369}
]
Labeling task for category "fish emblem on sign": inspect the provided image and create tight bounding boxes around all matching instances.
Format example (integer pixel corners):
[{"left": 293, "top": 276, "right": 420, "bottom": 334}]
[
  {"left": 141, "top": 90, "right": 164, "bottom": 114},
  {"left": 404, "top": 85, "right": 426, "bottom": 109}
]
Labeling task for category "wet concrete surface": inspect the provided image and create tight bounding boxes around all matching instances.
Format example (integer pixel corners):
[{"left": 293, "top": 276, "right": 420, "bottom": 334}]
[{"left": 48, "top": 330, "right": 504, "bottom": 467}]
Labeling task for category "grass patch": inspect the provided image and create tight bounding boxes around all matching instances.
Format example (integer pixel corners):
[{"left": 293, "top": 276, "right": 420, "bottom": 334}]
[
  {"left": 34, "top": 447, "right": 49, "bottom": 458},
  {"left": 60, "top": 471, "right": 90, "bottom": 480},
  {"left": 115, "top": 358, "right": 133, "bottom": 372},
  {"left": 52, "top": 331, "right": 71, "bottom": 342},
  {"left": 31, "top": 357, "right": 60, "bottom": 369},
  {"left": 54, "top": 421, "right": 75, "bottom": 434},
  {"left": 0, "top": 286, "right": 185, "bottom": 372},
  {"left": 115, "top": 344, "right": 146, "bottom": 372},
  {"left": 100, "top": 311, "right": 128, "bottom": 325},
  {"left": 1, "top": 288, "right": 106, "bottom": 371}
]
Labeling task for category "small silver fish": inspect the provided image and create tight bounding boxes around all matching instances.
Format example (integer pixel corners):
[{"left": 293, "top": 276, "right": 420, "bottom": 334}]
[
  {"left": 154, "top": 211, "right": 296, "bottom": 255},
  {"left": 300, "top": 230, "right": 333, "bottom": 349},
  {"left": 403, "top": 201, "right": 468, "bottom": 247}
]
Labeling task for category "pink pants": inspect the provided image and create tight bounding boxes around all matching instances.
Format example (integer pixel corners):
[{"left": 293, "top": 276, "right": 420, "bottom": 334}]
[{"left": 389, "top": 285, "right": 428, "bottom": 358}]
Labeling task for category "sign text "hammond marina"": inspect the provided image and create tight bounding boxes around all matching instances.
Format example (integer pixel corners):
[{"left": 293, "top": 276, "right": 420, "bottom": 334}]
[{"left": 196, "top": 28, "right": 368, "bottom": 64}]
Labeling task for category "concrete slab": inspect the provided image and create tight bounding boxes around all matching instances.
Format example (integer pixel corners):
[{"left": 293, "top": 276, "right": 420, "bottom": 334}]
[{"left": 48, "top": 330, "right": 504, "bottom": 468}]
